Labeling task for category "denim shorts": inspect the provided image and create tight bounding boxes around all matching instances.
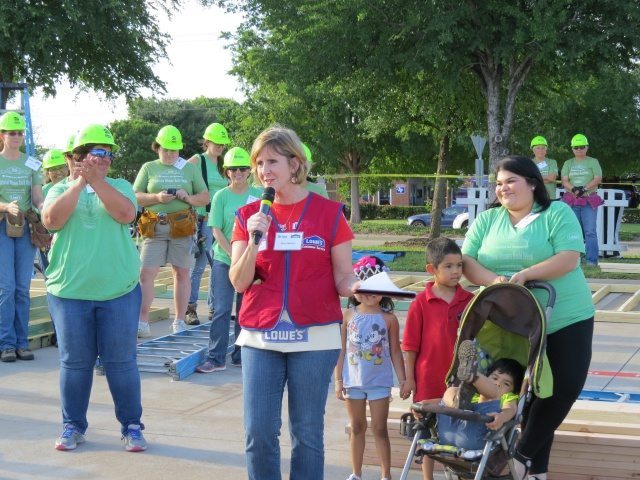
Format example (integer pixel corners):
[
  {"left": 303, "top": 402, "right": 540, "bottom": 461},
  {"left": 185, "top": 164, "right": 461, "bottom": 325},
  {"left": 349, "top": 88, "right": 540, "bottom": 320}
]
[{"left": 345, "top": 386, "right": 391, "bottom": 401}]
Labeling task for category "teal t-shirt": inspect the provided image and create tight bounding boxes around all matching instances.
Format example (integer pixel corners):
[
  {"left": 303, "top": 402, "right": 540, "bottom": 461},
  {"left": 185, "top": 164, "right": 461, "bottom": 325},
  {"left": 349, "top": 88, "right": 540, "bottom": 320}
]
[
  {"left": 305, "top": 179, "right": 329, "bottom": 198},
  {"left": 208, "top": 185, "right": 262, "bottom": 265},
  {"left": 42, "top": 182, "right": 53, "bottom": 199},
  {"left": 462, "top": 201, "right": 594, "bottom": 334},
  {"left": 0, "top": 153, "right": 43, "bottom": 211},
  {"left": 133, "top": 159, "right": 207, "bottom": 214},
  {"left": 194, "top": 154, "right": 229, "bottom": 216},
  {"left": 44, "top": 178, "right": 141, "bottom": 301},
  {"left": 561, "top": 157, "right": 602, "bottom": 193},
  {"left": 533, "top": 157, "right": 558, "bottom": 199}
]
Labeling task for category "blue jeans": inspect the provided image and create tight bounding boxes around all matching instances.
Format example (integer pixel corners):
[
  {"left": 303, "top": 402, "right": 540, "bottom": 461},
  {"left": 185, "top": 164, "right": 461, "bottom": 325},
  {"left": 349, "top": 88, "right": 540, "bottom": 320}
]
[
  {"left": 242, "top": 347, "right": 340, "bottom": 480},
  {"left": 571, "top": 204, "right": 599, "bottom": 264},
  {"left": 207, "top": 260, "right": 242, "bottom": 366},
  {"left": 189, "top": 219, "right": 214, "bottom": 306},
  {"left": 47, "top": 285, "right": 143, "bottom": 434},
  {"left": 0, "top": 220, "right": 36, "bottom": 350}
]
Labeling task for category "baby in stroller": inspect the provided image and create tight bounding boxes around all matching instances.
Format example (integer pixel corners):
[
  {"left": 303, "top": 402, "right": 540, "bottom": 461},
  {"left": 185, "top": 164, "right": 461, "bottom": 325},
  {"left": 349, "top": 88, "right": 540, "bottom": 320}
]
[{"left": 432, "top": 341, "right": 524, "bottom": 453}]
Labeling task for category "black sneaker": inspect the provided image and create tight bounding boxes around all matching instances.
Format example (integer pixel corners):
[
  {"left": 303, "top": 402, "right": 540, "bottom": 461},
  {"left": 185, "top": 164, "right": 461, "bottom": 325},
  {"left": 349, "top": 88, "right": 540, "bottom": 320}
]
[
  {"left": 16, "top": 348, "right": 35, "bottom": 360},
  {"left": 1, "top": 348, "right": 17, "bottom": 363},
  {"left": 185, "top": 303, "right": 200, "bottom": 326}
]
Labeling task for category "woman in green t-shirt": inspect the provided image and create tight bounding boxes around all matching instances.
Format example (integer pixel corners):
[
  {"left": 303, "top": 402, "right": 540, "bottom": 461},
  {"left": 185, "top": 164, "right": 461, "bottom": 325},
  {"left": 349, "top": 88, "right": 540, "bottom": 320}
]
[
  {"left": 560, "top": 134, "right": 603, "bottom": 266},
  {"left": 0, "top": 111, "right": 43, "bottom": 363},
  {"left": 530, "top": 135, "right": 558, "bottom": 200},
  {"left": 462, "top": 155, "right": 595, "bottom": 480},
  {"left": 42, "top": 124, "right": 147, "bottom": 452},
  {"left": 196, "top": 147, "right": 262, "bottom": 373},
  {"left": 134, "top": 125, "right": 210, "bottom": 337},
  {"left": 185, "top": 123, "right": 231, "bottom": 325}
]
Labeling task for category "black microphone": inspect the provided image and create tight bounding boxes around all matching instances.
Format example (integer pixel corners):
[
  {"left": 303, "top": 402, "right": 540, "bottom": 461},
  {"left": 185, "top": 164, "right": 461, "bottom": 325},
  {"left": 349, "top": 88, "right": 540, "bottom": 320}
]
[{"left": 253, "top": 187, "right": 275, "bottom": 245}]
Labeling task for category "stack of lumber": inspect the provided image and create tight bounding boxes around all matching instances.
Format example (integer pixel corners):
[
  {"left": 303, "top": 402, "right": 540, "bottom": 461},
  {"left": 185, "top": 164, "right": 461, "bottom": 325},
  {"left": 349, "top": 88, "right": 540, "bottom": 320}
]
[
  {"left": 347, "top": 392, "right": 640, "bottom": 479},
  {"left": 598, "top": 263, "right": 640, "bottom": 274},
  {"left": 27, "top": 276, "right": 171, "bottom": 350}
]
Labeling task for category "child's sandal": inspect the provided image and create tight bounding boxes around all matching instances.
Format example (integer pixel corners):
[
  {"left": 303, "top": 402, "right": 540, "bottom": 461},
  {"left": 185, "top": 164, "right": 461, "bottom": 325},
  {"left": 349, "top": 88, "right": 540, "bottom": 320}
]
[{"left": 457, "top": 339, "right": 479, "bottom": 383}]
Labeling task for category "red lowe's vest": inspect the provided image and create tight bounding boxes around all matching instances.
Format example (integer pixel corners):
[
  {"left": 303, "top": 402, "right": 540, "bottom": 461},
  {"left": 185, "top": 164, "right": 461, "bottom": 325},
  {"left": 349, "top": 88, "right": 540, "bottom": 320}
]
[{"left": 236, "top": 193, "right": 345, "bottom": 330}]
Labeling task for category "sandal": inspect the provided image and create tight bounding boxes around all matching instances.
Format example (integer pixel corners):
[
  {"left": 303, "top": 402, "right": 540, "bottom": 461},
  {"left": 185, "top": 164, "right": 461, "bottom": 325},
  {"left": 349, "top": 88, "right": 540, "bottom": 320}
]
[{"left": 457, "top": 339, "right": 479, "bottom": 383}]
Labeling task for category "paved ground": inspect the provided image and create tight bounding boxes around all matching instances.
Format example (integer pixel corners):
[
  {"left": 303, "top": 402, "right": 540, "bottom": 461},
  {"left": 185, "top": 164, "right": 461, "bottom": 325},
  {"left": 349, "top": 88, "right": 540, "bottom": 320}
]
[{"left": 1, "top": 237, "right": 639, "bottom": 479}]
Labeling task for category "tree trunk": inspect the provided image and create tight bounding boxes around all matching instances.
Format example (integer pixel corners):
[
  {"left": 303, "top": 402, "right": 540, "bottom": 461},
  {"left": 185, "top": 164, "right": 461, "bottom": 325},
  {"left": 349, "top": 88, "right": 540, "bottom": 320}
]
[
  {"left": 428, "top": 133, "right": 450, "bottom": 241},
  {"left": 349, "top": 173, "right": 361, "bottom": 223}
]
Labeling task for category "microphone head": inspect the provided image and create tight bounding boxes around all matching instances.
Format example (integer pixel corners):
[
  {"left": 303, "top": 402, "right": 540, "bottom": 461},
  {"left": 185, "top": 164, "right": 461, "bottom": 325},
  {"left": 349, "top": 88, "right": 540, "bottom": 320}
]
[{"left": 261, "top": 187, "right": 275, "bottom": 203}]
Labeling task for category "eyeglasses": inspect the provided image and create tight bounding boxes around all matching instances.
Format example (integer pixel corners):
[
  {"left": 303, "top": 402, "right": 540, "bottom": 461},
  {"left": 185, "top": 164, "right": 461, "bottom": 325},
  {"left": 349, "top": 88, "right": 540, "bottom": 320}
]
[
  {"left": 572, "top": 146, "right": 587, "bottom": 150},
  {"left": 88, "top": 148, "right": 114, "bottom": 158},
  {"left": 2, "top": 131, "right": 24, "bottom": 137},
  {"left": 227, "top": 167, "right": 250, "bottom": 172}
]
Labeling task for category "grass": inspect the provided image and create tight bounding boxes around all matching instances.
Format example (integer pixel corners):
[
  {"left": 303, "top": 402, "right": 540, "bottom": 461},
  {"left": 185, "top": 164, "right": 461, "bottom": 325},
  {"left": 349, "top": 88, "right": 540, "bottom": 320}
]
[{"left": 352, "top": 220, "right": 640, "bottom": 278}]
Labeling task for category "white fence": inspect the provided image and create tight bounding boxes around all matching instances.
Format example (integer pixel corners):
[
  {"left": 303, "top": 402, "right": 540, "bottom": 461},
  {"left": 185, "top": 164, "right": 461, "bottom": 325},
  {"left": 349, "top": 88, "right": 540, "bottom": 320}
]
[{"left": 457, "top": 188, "right": 629, "bottom": 256}]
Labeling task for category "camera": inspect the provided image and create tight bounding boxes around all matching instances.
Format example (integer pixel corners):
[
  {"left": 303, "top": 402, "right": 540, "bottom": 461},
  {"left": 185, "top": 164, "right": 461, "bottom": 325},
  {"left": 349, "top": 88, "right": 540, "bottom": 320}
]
[{"left": 166, "top": 188, "right": 177, "bottom": 196}]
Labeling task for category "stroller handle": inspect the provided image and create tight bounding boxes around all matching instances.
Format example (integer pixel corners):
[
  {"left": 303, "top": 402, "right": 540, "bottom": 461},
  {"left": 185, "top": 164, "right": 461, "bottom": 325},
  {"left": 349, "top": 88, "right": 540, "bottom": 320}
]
[
  {"left": 524, "top": 280, "right": 556, "bottom": 309},
  {"left": 411, "top": 402, "right": 493, "bottom": 424}
]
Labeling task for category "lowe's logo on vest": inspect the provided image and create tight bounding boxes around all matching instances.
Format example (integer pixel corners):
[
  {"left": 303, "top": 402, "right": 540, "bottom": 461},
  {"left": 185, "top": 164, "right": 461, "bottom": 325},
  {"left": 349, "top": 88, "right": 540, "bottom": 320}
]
[
  {"left": 263, "top": 317, "right": 308, "bottom": 343},
  {"left": 303, "top": 235, "right": 326, "bottom": 251}
]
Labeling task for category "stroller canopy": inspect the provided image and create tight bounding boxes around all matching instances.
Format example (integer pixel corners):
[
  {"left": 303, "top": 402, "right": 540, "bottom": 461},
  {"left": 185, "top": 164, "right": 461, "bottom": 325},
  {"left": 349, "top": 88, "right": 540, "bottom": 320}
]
[{"left": 448, "top": 283, "right": 553, "bottom": 398}]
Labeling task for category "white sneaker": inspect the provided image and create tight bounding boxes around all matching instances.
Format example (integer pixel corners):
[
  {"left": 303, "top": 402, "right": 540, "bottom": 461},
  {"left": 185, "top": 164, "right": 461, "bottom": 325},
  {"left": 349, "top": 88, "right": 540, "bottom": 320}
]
[
  {"left": 137, "top": 322, "right": 152, "bottom": 338},
  {"left": 172, "top": 320, "right": 187, "bottom": 333}
]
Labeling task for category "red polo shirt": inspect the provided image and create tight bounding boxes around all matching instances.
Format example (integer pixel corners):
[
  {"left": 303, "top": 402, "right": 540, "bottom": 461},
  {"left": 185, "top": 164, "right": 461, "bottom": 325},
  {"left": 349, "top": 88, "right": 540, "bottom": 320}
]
[{"left": 402, "top": 282, "right": 473, "bottom": 400}]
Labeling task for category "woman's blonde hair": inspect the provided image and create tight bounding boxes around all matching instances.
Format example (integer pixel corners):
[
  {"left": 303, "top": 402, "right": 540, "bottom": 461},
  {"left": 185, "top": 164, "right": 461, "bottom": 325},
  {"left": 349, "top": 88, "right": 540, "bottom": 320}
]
[{"left": 250, "top": 125, "right": 309, "bottom": 185}]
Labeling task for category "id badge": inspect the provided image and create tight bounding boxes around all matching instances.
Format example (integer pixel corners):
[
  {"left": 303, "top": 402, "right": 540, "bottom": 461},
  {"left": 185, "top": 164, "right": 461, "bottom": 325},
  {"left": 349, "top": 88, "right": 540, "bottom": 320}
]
[
  {"left": 25, "top": 157, "right": 42, "bottom": 171},
  {"left": 274, "top": 232, "right": 303, "bottom": 251},
  {"left": 537, "top": 161, "right": 548, "bottom": 170},
  {"left": 173, "top": 157, "right": 187, "bottom": 170}
]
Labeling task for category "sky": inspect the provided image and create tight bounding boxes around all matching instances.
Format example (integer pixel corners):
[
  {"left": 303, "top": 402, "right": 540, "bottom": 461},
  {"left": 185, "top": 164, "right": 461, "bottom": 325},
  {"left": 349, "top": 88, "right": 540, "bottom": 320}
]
[{"left": 25, "top": 1, "right": 244, "bottom": 149}]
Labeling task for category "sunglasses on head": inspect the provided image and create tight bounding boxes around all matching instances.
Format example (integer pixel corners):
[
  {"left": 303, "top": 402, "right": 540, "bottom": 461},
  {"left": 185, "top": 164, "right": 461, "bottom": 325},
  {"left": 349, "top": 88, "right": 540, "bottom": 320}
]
[
  {"left": 2, "top": 131, "right": 24, "bottom": 137},
  {"left": 228, "top": 167, "right": 250, "bottom": 172},
  {"left": 88, "top": 148, "right": 114, "bottom": 158}
]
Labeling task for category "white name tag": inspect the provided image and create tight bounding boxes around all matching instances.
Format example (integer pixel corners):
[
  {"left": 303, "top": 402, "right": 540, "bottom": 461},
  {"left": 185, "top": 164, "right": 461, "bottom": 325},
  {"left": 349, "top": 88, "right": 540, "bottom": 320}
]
[
  {"left": 246, "top": 195, "right": 259, "bottom": 204},
  {"left": 536, "top": 161, "right": 548, "bottom": 170},
  {"left": 25, "top": 157, "right": 42, "bottom": 171},
  {"left": 173, "top": 157, "right": 187, "bottom": 170},
  {"left": 274, "top": 232, "right": 303, "bottom": 251}
]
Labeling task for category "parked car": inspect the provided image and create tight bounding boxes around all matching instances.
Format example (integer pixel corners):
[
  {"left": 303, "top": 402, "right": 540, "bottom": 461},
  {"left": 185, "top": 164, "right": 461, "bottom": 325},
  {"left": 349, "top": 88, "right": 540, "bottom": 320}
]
[
  {"left": 452, "top": 211, "right": 470, "bottom": 229},
  {"left": 406, "top": 205, "right": 467, "bottom": 228}
]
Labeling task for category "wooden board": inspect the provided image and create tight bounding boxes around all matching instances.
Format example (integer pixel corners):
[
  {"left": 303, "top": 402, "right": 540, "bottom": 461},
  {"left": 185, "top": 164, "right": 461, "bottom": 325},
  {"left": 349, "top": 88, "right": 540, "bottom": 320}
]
[{"left": 599, "top": 263, "right": 640, "bottom": 274}]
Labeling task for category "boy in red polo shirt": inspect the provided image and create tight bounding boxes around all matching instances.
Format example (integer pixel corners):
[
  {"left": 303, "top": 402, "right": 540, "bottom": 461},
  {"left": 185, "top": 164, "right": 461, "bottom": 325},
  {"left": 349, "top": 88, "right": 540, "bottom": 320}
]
[{"left": 402, "top": 237, "right": 473, "bottom": 480}]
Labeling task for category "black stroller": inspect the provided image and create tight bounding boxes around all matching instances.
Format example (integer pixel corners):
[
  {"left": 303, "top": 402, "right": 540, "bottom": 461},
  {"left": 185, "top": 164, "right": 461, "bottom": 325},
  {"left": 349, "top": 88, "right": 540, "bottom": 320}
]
[{"left": 399, "top": 282, "right": 555, "bottom": 480}]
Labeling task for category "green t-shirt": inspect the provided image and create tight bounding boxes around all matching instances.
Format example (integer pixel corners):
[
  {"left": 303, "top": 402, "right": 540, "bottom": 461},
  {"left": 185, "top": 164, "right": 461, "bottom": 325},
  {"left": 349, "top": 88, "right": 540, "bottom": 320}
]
[
  {"left": 561, "top": 157, "right": 602, "bottom": 193},
  {"left": 133, "top": 159, "right": 208, "bottom": 214},
  {"left": 44, "top": 178, "right": 141, "bottom": 301},
  {"left": 0, "top": 153, "right": 43, "bottom": 211},
  {"left": 305, "top": 180, "right": 329, "bottom": 198},
  {"left": 42, "top": 182, "right": 53, "bottom": 198},
  {"left": 208, "top": 185, "right": 263, "bottom": 265},
  {"left": 194, "top": 154, "right": 229, "bottom": 216},
  {"left": 462, "top": 201, "right": 594, "bottom": 334},
  {"left": 533, "top": 157, "right": 558, "bottom": 199},
  {"left": 472, "top": 391, "right": 519, "bottom": 408}
]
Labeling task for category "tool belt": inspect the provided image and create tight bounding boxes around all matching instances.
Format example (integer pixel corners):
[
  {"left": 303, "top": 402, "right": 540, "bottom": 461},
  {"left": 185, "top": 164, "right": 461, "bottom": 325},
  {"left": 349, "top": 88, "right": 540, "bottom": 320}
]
[
  {"left": 3, "top": 211, "right": 26, "bottom": 238},
  {"left": 137, "top": 208, "right": 197, "bottom": 239},
  {"left": 24, "top": 209, "right": 52, "bottom": 250}
]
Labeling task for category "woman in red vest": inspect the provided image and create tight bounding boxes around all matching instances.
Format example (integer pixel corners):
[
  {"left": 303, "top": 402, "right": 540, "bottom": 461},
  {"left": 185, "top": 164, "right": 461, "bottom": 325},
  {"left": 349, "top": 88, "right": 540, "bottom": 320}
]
[{"left": 230, "top": 126, "right": 357, "bottom": 480}]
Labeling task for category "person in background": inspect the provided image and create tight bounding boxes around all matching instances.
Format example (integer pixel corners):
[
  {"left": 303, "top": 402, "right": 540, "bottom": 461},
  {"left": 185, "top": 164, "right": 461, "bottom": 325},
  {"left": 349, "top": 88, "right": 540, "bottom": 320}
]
[
  {"left": 0, "top": 111, "right": 43, "bottom": 363},
  {"left": 561, "top": 133, "right": 603, "bottom": 266},
  {"left": 185, "top": 122, "right": 231, "bottom": 325},
  {"left": 134, "top": 125, "right": 209, "bottom": 337},
  {"left": 530, "top": 136, "right": 558, "bottom": 200},
  {"left": 463, "top": 155, "right": 594, "bottom": 480},
  {"left": 229, "top": 126, "right": 356, "bottom": 480},
  {"left": 42, "top": 124, "right": 147, "bottom": 452},
  {"left": 196, "top": 147, "right": 262, "bottom": 373},
  {"left": 302, "top": 143, "right": 329, "bottom": 198},
  {"left": 42, "top": 149, "right": 69, "bottom": 197}
]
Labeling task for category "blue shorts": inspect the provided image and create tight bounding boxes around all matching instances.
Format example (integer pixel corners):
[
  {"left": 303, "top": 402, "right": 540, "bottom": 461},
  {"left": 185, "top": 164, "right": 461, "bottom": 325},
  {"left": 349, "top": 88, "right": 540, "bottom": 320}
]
[{"left": 344, "top": 386, "right": 391, "bottom": 401}]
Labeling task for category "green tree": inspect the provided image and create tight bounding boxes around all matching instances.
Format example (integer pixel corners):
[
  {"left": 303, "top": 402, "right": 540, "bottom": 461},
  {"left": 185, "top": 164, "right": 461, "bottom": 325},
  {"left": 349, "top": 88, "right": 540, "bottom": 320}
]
[{"left": 0, "top": 0, "right": 179, "bottom": 107}]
